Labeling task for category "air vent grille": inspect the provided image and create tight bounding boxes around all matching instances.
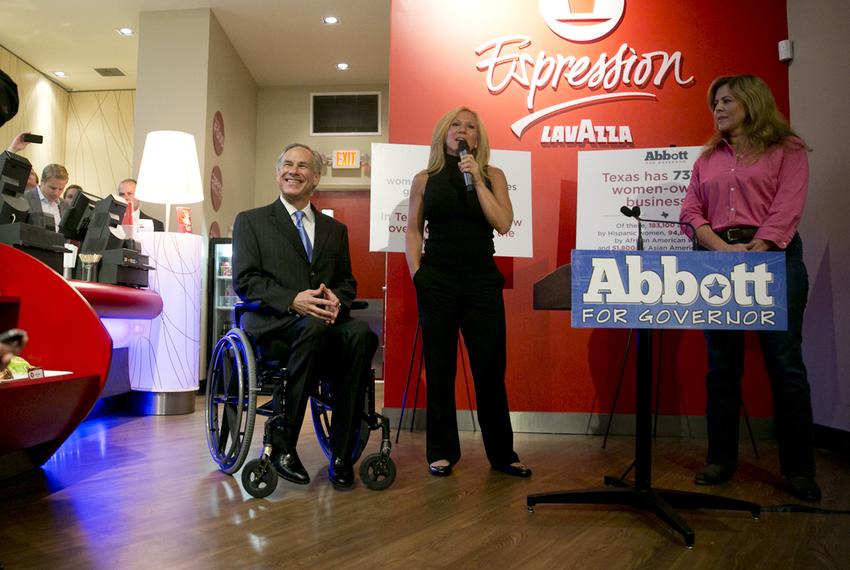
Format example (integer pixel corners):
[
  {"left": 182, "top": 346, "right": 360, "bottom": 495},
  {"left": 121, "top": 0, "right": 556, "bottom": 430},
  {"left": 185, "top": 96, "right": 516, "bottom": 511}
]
[{"left": 94, "top": 68, "right": 126, "bottom": 77}]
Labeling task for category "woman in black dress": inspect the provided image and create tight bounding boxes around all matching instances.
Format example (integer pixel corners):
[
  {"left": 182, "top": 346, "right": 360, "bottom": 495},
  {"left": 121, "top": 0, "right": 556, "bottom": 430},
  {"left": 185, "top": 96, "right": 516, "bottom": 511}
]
[{"left": 405, "top": 107, "right": 530, "bottom": 478}]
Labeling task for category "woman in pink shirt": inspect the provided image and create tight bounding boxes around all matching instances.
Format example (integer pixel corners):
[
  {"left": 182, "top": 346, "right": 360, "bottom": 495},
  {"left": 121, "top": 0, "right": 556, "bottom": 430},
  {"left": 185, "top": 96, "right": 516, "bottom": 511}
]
[{"left": 680, "top": 75, "right": 819, "bottom": 502}]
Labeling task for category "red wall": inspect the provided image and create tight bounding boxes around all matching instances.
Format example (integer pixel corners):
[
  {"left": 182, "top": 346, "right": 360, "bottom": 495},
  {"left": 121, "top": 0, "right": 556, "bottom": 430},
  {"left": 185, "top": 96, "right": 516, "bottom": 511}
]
[
  {"left": 313, "top": 191, "right": 385, "bottom": 299},
  {"left": 383, "top": 0, "right": 791, "bottom": 417}
]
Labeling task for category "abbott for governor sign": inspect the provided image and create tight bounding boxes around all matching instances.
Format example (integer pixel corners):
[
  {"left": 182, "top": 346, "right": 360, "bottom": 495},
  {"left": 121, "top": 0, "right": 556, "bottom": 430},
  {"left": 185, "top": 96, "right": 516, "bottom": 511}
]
[{"left": 571, "top": 250, "right": 787, "bottom": 330}]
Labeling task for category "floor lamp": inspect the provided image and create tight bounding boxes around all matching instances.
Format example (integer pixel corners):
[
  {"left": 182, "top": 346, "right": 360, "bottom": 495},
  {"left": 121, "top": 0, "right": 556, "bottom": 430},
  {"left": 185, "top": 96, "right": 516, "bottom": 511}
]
[
  {"left": 135, "top": 130, "right": 204, "bottom": 230},
  {"left": 131, "top": 130, "right": 205, "bottom": 414}
]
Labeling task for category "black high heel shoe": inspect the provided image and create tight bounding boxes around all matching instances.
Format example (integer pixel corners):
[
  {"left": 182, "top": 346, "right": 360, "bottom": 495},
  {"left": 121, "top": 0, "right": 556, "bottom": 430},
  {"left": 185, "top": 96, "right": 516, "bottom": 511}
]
[
  {"left": 428, "top": 461, "right": 452, "bottom": 477},
  {"left": 492, "top": 462, "right": 532, "bottom": 477}
]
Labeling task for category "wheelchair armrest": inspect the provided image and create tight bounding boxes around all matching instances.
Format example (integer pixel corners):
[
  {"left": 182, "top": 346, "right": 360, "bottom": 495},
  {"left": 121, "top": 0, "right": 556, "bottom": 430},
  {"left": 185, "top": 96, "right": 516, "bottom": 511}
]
[{"left": 233, "top": 300, "right": 262, "bottom": 325}]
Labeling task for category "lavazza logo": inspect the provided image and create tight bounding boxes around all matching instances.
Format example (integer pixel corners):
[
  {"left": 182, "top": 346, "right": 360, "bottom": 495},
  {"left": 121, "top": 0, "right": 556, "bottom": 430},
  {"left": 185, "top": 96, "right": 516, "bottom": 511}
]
[{"left": 475, "top": 0, "right": 694, "bottom": 146}]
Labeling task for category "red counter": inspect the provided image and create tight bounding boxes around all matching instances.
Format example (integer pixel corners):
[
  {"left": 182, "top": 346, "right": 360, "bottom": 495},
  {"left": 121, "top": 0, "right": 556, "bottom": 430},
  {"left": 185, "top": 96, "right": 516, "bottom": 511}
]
[{"left": 0, "top": 244, "right": 162, "bottom": 479}]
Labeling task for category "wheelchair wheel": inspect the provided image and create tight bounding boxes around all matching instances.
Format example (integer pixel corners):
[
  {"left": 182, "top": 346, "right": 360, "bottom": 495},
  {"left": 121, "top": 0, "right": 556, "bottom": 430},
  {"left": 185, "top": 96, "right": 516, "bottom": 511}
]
[
  {"left": 205, "top": 328, "right": 258, "bottom": 474},
  {"left": 241, "top": 458, "right": 278, "bottom": 498},
  {"left": 310, "top": 379, "right": 370, "bottom": 463},
  {"left": 359, "top": 453, "right": 396, "bottom": 491}
]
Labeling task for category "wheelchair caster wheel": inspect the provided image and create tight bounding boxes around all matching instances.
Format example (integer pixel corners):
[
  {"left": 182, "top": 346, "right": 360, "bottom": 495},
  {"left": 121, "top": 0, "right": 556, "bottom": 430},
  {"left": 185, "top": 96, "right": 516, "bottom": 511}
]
[
  {"left": 359, "top": 453, "right": 396, "bottom": 490},
  {"left": 241, "top": 458, "right": 278, "bottom": 498}
]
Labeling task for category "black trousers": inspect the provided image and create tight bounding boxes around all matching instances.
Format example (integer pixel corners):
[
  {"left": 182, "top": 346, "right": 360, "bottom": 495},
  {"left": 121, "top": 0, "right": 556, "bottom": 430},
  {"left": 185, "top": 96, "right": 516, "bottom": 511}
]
[
  {"left": 414, "top": 259, "right": 519, "bottom": 467},
  {"left": 258, "top": 314, "right": 377, "bottom": 459},
  {"left": 703, "top": 234, "right": 816, "bottom": 476}
]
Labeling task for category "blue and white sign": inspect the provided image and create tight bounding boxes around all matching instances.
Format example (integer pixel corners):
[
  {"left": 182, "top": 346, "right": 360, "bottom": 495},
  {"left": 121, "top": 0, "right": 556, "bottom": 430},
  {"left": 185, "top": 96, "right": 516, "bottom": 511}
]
[{"left": 571, "top": 250, "right": 787, "bottom": 330}]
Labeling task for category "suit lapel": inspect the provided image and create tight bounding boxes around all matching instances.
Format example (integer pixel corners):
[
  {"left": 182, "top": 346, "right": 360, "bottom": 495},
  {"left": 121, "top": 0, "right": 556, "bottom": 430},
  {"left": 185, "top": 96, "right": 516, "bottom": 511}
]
[
  {"left": 311, "top": 204, "right": 329, "bottom": 262},
  {"left": 270, "top": 200, "right": 310, "bottom": 263}
]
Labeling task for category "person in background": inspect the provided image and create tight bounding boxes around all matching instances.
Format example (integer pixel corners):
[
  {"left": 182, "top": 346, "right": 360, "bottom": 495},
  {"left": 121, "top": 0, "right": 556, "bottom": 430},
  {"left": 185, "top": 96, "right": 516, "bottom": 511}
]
[
  {"left": 680, "top": 74, "right": 820, "bottom": 502},
  {"left": 24, "top": 163, "right": 68, "bottom": 229},
  {"left": 0, "top": 330, "right": 27, "bottom": 372},
  {"left": 0, "top": 344, "right": 13, "bottom": 370},
  {"left": 0, "top": 69, "right": 19, "bottom": 128},
  {"left": 26, "top": 169, "right": 38, "bottom": 192},
  {"left": 117, "top": 178, "right": 164, "bottom": 231},
  {"left": 63, "top": 184, "right": 82, "bottom": 207},
  {"left": 405, "top": 106, "right": 530, "bottom": 478}
]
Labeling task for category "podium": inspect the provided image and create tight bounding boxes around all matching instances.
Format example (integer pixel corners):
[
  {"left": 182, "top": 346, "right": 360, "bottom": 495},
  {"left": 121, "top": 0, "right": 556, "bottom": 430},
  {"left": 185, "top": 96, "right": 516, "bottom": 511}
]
[{"left": 527, "top": 250, "right": 788, "bottom": 547}]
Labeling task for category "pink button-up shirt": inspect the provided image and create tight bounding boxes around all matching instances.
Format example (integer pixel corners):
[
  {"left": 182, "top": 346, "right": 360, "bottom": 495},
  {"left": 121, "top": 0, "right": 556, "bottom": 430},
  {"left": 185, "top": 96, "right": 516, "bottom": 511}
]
[{"left": 679, "top": 138, "right": 808, "bottom": 250}]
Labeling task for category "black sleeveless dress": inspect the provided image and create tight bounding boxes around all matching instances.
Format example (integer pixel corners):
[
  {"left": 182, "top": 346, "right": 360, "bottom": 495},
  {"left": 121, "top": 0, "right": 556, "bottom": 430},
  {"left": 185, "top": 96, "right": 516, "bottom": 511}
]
[{"left": 422, "top": 154, "right": 496, "bottom": 270}]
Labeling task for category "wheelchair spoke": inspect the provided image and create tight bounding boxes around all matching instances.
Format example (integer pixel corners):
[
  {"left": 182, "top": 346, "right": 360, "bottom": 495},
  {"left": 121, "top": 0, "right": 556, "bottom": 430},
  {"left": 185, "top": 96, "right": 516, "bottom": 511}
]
[
  {"left": 224, "top": 403, "right": 242, "bottom": 448},
  {"left": 217, "top": 405, "right": 231, "bottom": 453},
  {"left": 221, "top": 350, "right": 236, "bottom": 394}
]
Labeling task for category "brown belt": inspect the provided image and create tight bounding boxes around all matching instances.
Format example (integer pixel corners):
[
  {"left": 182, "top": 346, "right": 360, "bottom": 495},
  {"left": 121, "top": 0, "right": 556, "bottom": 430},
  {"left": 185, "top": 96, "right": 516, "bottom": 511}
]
[{"left": 719, "top": 227, "right": 758, "bottom": 243}]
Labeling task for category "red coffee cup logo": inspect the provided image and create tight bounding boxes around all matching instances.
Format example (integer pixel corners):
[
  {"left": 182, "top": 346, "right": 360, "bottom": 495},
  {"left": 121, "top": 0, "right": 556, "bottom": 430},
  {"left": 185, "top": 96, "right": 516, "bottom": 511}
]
[{"left": 539, "top": 0, "right": 626, "bottom": 43}]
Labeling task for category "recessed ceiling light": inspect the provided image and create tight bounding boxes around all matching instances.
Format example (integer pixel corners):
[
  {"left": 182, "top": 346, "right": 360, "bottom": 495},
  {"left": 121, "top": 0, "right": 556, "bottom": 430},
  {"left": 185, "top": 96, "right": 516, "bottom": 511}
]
[
  {"left": 53, "top": 71, "right": 66, "bottom": 77},
  {"left": 116, "top": 27, "right": 135, "bottom": 37},
  {"left": 322, "top": 16, "right": 340, "bottom": 25},
  {"left": 336, "top": 63, "right": 350, "bottom": 71}
]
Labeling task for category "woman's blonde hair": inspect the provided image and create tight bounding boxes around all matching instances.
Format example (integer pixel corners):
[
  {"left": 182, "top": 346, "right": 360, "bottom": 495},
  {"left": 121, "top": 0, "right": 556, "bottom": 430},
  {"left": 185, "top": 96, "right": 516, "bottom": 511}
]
[
  {"left": 426, "top": 107, "right": 492, "bottom": 183},
  {"left": 704, "top": 74, "right": 805, "bottom": 157}
]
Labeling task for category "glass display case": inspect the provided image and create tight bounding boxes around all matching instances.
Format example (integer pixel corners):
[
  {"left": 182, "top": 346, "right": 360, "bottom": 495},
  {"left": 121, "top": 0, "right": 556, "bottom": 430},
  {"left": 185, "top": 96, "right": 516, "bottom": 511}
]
[{"left": 206, "top": 238, "right": 236, "bottom": 367}]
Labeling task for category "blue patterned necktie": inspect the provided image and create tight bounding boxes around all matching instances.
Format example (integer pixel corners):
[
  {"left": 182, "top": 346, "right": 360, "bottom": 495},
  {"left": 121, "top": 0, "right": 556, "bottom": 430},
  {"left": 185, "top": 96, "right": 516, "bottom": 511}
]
[{"left": 294, "top": 210, "right": 313, "bottom": 262}]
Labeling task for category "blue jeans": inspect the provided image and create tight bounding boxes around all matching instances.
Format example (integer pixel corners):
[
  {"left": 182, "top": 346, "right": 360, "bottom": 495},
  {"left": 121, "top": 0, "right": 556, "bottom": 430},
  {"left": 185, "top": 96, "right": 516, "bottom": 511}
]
[{"left": 703, "top": 234, "right": 815, "bottom": 476}]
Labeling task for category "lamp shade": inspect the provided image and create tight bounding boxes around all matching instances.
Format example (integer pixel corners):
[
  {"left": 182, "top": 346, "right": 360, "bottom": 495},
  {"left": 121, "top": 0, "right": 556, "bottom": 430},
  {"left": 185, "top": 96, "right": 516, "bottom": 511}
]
[{"left": 135, "top": 130, "right": 204, "bottom": 205}]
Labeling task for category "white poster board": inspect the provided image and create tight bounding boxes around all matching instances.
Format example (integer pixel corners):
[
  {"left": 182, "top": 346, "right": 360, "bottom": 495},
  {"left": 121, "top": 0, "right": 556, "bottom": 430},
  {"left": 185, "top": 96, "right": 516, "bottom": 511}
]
[
  {"left": 369, "top": 143, "right": 533, "bottom": 257},
  {"left": 576, "top": 146, "right": 702, "bottom": 251}
]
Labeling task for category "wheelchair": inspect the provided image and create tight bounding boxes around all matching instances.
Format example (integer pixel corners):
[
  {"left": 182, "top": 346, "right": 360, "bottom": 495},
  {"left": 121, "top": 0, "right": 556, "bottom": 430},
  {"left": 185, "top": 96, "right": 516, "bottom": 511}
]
[{"left": 204, "top": 302, "right": 396, "bottom": 498}]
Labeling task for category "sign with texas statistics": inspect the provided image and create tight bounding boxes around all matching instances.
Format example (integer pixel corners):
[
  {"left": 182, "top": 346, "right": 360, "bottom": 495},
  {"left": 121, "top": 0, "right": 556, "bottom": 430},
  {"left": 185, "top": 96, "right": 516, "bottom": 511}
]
[
  {"left": 571, "top": 250, "right": 788, "bottom": 330},
  {"left": 369, "top": 143, "right": 533, "bottom": 257},
  {"left": 576, "top": 146, "right": 702, "bottom": 251}
]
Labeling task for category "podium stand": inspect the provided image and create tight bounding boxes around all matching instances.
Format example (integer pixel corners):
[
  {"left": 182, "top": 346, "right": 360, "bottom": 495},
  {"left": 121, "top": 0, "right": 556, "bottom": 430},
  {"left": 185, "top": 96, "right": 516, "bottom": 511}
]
[{"left": 526, "top": 250, "right": 788, "bottom": 547}]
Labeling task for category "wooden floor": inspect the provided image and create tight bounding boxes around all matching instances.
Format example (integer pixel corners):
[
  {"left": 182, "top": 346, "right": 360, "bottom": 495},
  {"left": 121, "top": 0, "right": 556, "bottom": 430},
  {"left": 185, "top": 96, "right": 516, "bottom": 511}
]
[{"left": 1, "top": 394, "right": 849, "bottom": 570}]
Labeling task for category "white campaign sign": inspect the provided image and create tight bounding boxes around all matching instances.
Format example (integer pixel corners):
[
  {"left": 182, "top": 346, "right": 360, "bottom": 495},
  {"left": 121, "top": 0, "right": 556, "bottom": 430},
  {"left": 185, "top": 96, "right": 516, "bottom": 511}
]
[
  {"left": 369, "top": 143, "right": 533, "bottom": 258},
  {"left": 576, "top": 146, "right": 702, "bottom": 251}
]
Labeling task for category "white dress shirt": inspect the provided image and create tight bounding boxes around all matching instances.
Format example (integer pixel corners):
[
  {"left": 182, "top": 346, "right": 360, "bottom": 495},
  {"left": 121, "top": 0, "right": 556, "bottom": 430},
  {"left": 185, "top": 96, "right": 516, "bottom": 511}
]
[
  {"left": 37, "top": 186, "right": 61, "bottom": 228},
  {"left": 280, "top": 197, "right": 315, "bottom": 246}
]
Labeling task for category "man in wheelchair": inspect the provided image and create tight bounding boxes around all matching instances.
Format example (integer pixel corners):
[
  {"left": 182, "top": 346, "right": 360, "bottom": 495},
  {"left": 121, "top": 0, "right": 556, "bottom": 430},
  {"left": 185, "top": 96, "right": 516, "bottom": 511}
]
[{"left": 231, "top": 142, "right": 378, "bottom": 488}]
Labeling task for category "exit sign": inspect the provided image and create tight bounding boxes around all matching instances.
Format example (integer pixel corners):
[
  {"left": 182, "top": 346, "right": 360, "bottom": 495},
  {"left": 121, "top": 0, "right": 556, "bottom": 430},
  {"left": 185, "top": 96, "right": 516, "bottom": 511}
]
[{"left": 333, "top": 150, "right": 361, "bottom": 169}]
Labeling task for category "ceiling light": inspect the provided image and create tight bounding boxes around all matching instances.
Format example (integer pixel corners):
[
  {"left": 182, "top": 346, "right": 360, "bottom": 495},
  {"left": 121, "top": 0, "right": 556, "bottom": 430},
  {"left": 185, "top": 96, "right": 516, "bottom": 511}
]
[
  {"left": 53, "top": 71, "right": 66, "bottom": 77},
  {"left": 322, "top": 16, "right": 340, "bottom": 25},
  {"left": 116, "top": 27, "right": 135, "bottom": 37},
  {"left": 336, "top": 63, "right": 350, "bottom": 71}
]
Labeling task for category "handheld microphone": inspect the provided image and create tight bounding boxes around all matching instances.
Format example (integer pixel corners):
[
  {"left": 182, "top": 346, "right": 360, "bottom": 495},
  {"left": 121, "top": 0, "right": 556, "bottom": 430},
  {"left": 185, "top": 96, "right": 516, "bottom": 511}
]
[{"left": 457, "top": 140, "right": 476, "bottom": 193}]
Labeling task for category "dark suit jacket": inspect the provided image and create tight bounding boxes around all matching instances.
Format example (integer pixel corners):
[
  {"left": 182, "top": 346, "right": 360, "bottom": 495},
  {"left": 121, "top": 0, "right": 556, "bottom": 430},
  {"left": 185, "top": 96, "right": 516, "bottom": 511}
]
[
  {"left": 232, "top": 199, "right": 357, "bottom": 338},
  {"left": 139, "top": 210, "right": 164, "bottom": 232},
  {"left": 24, "top": 187, "right": 67, "bottom": 217}
]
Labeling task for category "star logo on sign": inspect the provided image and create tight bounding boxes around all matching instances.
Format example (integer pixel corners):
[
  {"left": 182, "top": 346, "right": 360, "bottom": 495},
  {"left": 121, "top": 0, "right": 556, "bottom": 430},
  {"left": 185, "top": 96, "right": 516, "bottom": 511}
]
[{"left": 704, "top": 277, "right": 726, "bottom": 300}]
